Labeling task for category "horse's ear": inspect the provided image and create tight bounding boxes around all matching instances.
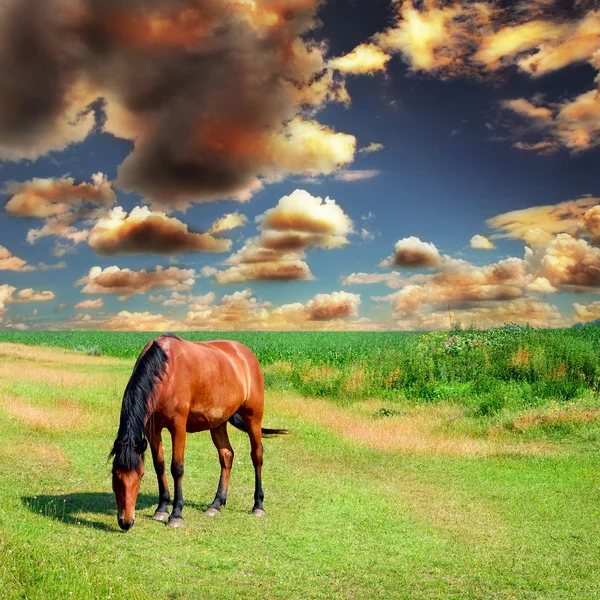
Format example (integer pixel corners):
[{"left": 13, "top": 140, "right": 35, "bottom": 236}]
[{"left": 135, "top": 439, "right": 148, "bottom": 454}]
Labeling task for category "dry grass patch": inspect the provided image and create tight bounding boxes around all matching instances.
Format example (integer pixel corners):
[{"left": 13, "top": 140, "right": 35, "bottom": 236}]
[
  {"left": 300, "top": 364, "right": 338, "bottom": 385},
  {"left": 510, "top": 347, "right": 531, "bottom": 367},
  {"left": 0, "top": 361, "right": 118, "bottom": 389},
  {"left": 512, "top": 400, "right": 600, "bottom": 430},
  {"left": 264, "top": 361, "right": 294, "bottom": 377},
  {"left": 269, "top": 393, "right": 551, "bottom": 457},
  {"left": 0, "top": 395, "right": 89, "bottom": 431},
  {"left": 2, "top": 441, "right": 69, "bottom": 468},
  {"left": 0, "top": 343, "right": 122, "bottom": 367}
]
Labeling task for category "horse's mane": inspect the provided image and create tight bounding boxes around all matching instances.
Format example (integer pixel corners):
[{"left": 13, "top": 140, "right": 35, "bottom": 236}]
[{"left": 110, "top": 339, "right": 169, "bottom": 472}]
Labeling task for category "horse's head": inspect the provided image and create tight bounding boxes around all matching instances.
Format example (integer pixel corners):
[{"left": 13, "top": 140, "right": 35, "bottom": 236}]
[{"left": 110, "top": 438, "right": 147, "bottom": 531}]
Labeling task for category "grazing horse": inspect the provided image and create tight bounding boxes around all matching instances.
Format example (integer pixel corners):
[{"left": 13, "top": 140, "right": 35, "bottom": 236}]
[{"left": 110, "top": 333, "right": 287, "bottom": 531}]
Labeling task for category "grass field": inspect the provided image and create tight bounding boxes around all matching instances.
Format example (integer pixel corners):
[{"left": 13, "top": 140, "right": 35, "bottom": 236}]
[{"left": 1, "top": 334, "right": 600, "bottom": 599}]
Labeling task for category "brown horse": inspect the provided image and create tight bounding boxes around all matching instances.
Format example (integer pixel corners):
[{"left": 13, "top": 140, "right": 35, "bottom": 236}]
[{"left": 110, "top": 333, "right": 287, "bottom": 531}]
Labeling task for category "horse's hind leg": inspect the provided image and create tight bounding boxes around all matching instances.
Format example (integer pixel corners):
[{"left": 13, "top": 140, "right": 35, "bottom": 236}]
[
  {"left": 150, "top": 430, "right": 171, "bottom": 521},
  {"left": 241, "top": 415, "right": 265, "bottom": 517},
  {"left": 205, "top": 423, "right": 234, "bottom": 517}
]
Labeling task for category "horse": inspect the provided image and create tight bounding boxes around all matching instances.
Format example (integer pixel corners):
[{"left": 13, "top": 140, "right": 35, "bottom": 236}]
[{"left": 109, "top": 333, "right": 288, "bottom": 531}]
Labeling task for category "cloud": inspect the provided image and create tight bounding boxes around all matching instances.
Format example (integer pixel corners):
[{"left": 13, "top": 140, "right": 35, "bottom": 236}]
[
  {"left": 4, "top": 173, "right": 115, "bottom": 219},
  {"left": 381, "top": 237, "right": 443, "bottom": 268},
  {"left": 7, "top": 288, "right": 55, "bottom": 303},
  {"left": 0, "top": 284, "right": 16, "bottom": 319},
  {"left": 185, "top": 289, "right": 363, "bottom": 330},
  {"left": 470, "top": 235, "right": 495, "bottom": 250},
  {"left": 212, "top": 189, "right": 353, "bottom": 284},
  {"left": 383, "top": 297, "right": 563, "bottom": 331},
  {"left": 502, "top": 90, "right": 600, "bottom": 152},
  {"left": 209, "top": 212, "right": 248, "bottom": 235},
  {"left": 502, "top": 98, "right": 553, "bottom": 122},
  {"left": 258, "top": 189, "right": 353, "bottom": 241},
  {"left": 342, "top": 272, "right": 412, "bottom": 289},
  {"left": 527, "top": 234, "right": 600, "bottom": 290},
  {"left": 373, "top": 257, "right": 528, "bottom": 319},
  {"left": 375, "top": 0, "right": 493, "bottom": 75},
  {"left": 214, "top": 258, "right": 314, "bottom": 285},
  {"left": 87, "top": 206, "right": 231, "bottom": 256},
  {"left": 0, "top": 246, "right": 35, "bottom": 271},
  {"left": 526, "top": 277, "right": 558, "bottom": 294},
  {"left": 487, "top": 196, "right": 600, "bottom": 245},
  {"left": 4, "top": 173, "right": 116, "bottom": 245},
  {"left": 329, "top": 43, "right": 390, "bottom": 75},
  {"left": 374, "top": 2, "right": 598, "bottom": 78},
  {"left": 368, "top": 2, "right": 600, "bottom": 154},
  {"left": 359, "top": 142, "right": 384, "bottom": 154},
  {"left": 152, "top": 291, "right": 216, "bottom": 309},
  {"left": 76, "top": 265, "right": 195, "bottom": 295},
  {"left": 573, "top": 301, "right": 600, "bottom": 324},
  {"left": 68, "top": 311, "right": 185, "bottom": 332},
  {"left": 303, "top": 291, "right": 360, "bottom": 321},
  {"left": 74, "top": 298, "right": 104, "bottom": 310},
  {"left": 334, "top": 169, "right": 382, "bottom": 182},
  {"left": 0, "top": 0, "right": 359, "bottom": 207}
]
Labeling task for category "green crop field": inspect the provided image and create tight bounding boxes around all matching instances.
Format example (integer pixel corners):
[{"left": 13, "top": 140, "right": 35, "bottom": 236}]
[{"left": 1, "top": 330, "right": 600, "bottom": 599}]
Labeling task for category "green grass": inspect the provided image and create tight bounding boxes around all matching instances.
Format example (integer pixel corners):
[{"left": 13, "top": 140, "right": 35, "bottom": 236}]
[
  {"left": 2, "top": 325, "right": 600, "bottom": 417},
  {"left": 1, "top": 343, "right": 600, "bottom": 598}
]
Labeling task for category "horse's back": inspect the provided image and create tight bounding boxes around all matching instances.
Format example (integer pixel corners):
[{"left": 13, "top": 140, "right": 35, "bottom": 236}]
[{"left": 154, "top": 336, "right": 263, "bottom": 431}]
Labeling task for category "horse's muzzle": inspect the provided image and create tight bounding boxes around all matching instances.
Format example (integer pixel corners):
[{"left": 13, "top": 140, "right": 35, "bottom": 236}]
[{"left": 118, "top": 517, "right": 135, "bottom": 531}]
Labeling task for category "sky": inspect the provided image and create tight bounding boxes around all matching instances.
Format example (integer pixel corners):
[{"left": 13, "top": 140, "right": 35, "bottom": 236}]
[{"left": 1, "top": 0, "right": 600, "bottom": 332}]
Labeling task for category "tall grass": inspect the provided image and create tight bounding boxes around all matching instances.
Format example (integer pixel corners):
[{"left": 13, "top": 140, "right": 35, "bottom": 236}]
[{"left": 1, "top": 325, "right": 599, "bottom": 417}]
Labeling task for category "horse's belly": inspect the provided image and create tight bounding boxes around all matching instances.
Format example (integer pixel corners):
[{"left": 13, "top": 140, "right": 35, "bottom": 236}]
[
  {"left": 185, "top": 411, "right": 211, "bottom": 433},
  {"left": 186, "top": 403, "right": 232, "bottom": 432}
]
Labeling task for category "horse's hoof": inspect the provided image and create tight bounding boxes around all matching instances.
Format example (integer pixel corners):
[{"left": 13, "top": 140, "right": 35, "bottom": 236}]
[
  {"left": 166, "top": 517, "right": 184, "bottom": 528},
  {"left": 252, "top": 508, "right": 266, "bottom": 517},
  {"left": 205, "top": 507, "right": 221, "bottom": 517},
  {"left": 152, "top": 511, "right": 170, "bottom": 522}
]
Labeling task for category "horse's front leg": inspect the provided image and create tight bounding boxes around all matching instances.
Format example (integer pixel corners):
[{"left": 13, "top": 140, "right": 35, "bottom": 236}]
[
  {"left": 166, "top": 422, "right": 186, "bottom": 528},
  {"left": 150, "top": 430, "right": 170, "bottom": 522}
]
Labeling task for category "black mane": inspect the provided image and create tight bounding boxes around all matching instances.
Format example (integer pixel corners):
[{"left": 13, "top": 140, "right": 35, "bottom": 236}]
[{"left": 110, "top": 340, "right": 168, "bottom": 471}]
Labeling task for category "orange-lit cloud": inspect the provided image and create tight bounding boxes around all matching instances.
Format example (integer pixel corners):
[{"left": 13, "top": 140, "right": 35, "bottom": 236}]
[
  {"left": 329, "top": 44, "right": 390, "bottom": 75},
  {"left": 304, "top": 291, "right": 360, "bottom": 320},
  {"left": 526, "top": 277, "right": 558, "bottom": 294},
  {"left": 185, "top": 289, "right": 363, "bottom": 330},
  {"left": 4, "top": 173, "right": 115, "bottom": 219},
  {"left": 0, "top": 246, "right": 34, "bottom": 272},
  {"left": 76, "top": 265, "right": 195, "bottom": 295},
  {"left": 527, "top": 234, "right": 600, "bottom": 290},
  {"left": 88, "top": 206, "right": 231, "bottom": 256},
  {"left": 0, "top": 0, "right": 360, "bottom": 206},
  {"left": 213, "top": 189, "right": 353, "bottom": 284},
  {"left": 74, "top": 298, "right": 104, "bottom": 310},
  {"left": 503, "top": 91, "right": 600, "bottom": 152},
  {"left": 381, "top": 237, "right": 442, "bottom": 268},
  {"left": 4, "top": 173, "right": 116, "bottom": 245},
  {"left": 209, "top": 212, "right": 248, "bottom": 235},
  {"left": 487, "top": 196, "right": 600, "bottom": 245},
  {"left": 573, "top": 301, "right": 600, "bottom": 324},
  {"left": 7, "top": 288, "right": 55, "bottom": 303},
  {"left": 374, "top": 257, "right": 528, "bottom": 319}
]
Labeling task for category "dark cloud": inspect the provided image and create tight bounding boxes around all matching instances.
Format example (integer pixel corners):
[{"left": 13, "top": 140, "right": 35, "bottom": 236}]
[{"left": 0, "top": 0, "right": 354, "bottom": 204}]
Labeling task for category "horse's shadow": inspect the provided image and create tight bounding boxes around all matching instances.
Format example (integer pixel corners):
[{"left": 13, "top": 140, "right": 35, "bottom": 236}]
[{"left": 21, "top": 492, "right": 157, "bottom": 532}]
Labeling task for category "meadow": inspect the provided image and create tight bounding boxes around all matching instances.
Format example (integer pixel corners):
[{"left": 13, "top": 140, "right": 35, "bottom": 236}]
[{"left": 1, "top": 328, "right": 600, "bottom": 598}]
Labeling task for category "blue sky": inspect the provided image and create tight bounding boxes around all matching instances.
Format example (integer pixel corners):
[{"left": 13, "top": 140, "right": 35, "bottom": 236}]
[{"left": 1, "top": 0, "right": 599, "bottom": 331}]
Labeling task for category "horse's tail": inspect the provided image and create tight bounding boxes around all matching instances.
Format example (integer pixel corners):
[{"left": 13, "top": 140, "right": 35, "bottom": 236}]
[{"left": 228, "top": 412, "right": 289, "bottom": 437}]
